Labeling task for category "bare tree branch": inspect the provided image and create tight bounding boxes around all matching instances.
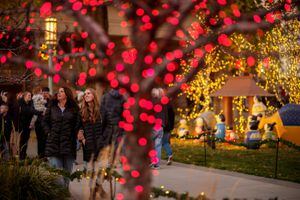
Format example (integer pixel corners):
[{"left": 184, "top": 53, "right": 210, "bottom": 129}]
[
  {"left": 219, "top": 47, "right": 280, "bottom": 59},
  {"left": 130, "top": 0, "right": 153, "bottom": 18},
  {"left": 1, "top": 55, "right": 77, "bottom": 85},
  {"left": 166, "top": 60, "right": 204, "bottom": 98},
  {"left": 0, "top": 6, "right": 36, "bottom": 16},
  {"left": 55, "top": 51, "right": 92, "bottom": 60},
  {"left": 64, "top": 2, "right": 111, "bottom": 59},
  {"left": 151, "top": 0, "right": 200, "bottom": 60},
  {"left": 240, "top": 0, "right": 300, "bottom": 21}
]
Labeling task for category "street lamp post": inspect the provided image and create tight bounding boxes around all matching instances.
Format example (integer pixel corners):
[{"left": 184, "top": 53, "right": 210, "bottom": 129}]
[{"left": 45, "top": 17, "right": 57, "bottom": 95}]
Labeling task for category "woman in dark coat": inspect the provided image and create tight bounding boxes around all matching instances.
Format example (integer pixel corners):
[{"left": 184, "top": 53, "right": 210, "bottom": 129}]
[
  {"left": 77, "top": 88, "right": 104, "bottom": 164},
  {"left": 18, "top": 91, "right": 38, "bottom": 160},
  {"left": 42, "top": 87, "right": 81, "bottom": 186}
]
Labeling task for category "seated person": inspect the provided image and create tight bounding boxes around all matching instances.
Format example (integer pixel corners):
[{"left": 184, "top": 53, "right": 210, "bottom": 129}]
[{"left": 215, "top": 114, "right": 226, "bottom": 139}]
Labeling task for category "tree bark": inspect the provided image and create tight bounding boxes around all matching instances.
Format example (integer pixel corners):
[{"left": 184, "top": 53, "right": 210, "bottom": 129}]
[
  {"left": 123, "top": 97, "right": 153, "bottom": 200},
  {"left": 91, "top": 6, "right": 108, "bottom": 100}
]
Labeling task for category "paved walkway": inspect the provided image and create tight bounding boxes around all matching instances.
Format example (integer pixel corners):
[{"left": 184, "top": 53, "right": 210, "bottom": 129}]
[
  {"left": 27, "top": 135, "right": 300, "bottom": 200},
  {"left": 69, "top": 162, "right": 300, "bottom": 200}
]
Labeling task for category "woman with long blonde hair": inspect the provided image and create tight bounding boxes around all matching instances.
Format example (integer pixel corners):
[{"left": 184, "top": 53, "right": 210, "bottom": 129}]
[{"left": 77, "top": 88, "right": 104, "bottom": 164}]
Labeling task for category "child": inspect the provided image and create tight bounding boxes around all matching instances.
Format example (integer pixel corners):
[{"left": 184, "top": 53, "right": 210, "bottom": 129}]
[
  {"left": 29, "top": 89, "right": 47, "bottom": 129},
  {"left": 215, "top": 114, "right": 226, "bottom": 139},
  {"left": 0, "top": 103, "right": 13, "bottom": 160}
]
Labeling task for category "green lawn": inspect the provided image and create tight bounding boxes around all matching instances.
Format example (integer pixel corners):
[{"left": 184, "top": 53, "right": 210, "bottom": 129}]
[{"left": 163, "top": 138, "right": 300, "bottom": 183}]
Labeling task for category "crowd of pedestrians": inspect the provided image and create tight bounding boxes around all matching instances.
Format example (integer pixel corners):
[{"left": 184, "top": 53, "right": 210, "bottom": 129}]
[{"left": 0, "top": 86, "right": 175, "bottom": 186}]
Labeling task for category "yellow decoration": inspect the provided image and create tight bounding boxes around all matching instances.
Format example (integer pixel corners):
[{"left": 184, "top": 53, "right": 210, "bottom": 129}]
[
  {"left": 252, "top": 96, "right": 267, "bottom": 116},
  {"left": 259, "top": 111, "right": 300, "bottom": 146},
  {"left": 39, "top": 44, "right": 49, "bottom": 60},
  {"left": 177, "top": 119, "right": 189, "bottom": 138}
]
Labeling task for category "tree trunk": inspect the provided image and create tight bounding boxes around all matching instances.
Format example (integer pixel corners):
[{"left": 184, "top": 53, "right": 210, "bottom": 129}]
[
  {"left": 91, "top": 6, "right": 108, "bottom": 100},
  {"left": 123, "top": 100, "right": 153, "bottom": 200}
]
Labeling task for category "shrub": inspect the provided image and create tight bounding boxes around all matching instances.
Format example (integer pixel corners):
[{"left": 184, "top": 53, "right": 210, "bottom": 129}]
[{"left": 0, "top": 159, "right": 70, "bottom": 200}]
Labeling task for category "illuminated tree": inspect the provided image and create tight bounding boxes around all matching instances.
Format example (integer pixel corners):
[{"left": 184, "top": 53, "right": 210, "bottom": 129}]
[
  {"left": 0, "top": 0, "right": 299, "bottom": 199},
  {"left": 179, "top": 1, "right": 300, "bottom": 129}
]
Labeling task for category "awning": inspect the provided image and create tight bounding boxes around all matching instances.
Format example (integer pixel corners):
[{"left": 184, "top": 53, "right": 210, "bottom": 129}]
[{"left": 210, "top": 76, "right": 274, "bottom": 97}]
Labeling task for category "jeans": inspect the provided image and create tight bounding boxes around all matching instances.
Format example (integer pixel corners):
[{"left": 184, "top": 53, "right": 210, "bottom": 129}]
[
  {"left": 49, "top": 156, "right": 74, "bottom": 187},
  {"left": 152, "top": 128, "right": 163, "bottom": 166},
  {"left": 162, "top": 132, "right": 173, "bottom": 157}
]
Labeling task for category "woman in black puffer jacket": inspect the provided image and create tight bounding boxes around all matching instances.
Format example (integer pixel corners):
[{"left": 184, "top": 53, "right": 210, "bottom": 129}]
[
  {"left": 77, "top": 88, "right": 105, "bottom": 164},
  {"left": 42, "top": 87, "right": 81, "bottom": 186}
]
